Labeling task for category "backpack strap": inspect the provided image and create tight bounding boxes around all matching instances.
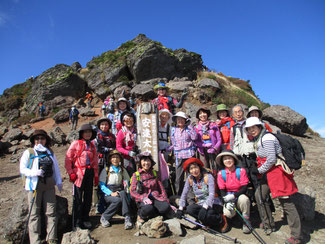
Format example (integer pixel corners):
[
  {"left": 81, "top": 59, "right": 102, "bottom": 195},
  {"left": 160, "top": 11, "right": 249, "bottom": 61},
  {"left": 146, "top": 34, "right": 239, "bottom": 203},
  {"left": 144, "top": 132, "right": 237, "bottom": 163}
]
[
  {"left": 235, "top": 167, "right": 241, "bottom": 181},
  {"left": 221, "top": 169, "right": 226, "bottom": 182},
  {"left": 203, "top": 173, "right": 208, "bottom": 185},
  {"left": 188, "top": 175, "right": 194, "bottom": 186}
]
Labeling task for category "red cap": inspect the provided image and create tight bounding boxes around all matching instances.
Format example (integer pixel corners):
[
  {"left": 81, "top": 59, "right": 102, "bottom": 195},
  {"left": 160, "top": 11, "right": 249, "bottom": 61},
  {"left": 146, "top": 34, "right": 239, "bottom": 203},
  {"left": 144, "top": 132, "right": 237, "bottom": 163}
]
[{"left": 183, "top": 158, "right": 204, "bottom": 171}]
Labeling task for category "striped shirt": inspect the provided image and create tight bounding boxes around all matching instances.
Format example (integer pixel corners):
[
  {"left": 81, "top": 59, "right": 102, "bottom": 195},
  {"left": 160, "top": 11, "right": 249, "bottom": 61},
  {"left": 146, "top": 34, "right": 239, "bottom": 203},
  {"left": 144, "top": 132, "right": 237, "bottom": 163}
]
[{"left": 256, "top": 133, "right": 282, "bottom": 174}]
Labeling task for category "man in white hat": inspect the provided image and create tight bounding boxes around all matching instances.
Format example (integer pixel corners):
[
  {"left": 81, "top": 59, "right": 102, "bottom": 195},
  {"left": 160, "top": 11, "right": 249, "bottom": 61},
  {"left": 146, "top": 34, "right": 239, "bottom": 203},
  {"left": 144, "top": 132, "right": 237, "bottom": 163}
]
[{"left": 168, "top": 111, "right": 198, "bottom": 195}]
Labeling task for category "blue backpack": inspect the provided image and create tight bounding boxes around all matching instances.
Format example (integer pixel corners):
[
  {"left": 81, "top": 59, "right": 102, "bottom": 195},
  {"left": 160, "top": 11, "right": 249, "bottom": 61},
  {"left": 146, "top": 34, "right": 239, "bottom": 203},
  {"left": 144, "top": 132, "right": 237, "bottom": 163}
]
[{"left": 221, "top": 167, "right": 241, "bottom": 182}]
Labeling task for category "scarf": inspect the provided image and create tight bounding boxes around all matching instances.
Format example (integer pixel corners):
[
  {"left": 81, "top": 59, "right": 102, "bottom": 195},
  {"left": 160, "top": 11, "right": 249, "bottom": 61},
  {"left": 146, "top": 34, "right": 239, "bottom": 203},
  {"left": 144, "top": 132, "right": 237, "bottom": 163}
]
[
  {"left": 157, "top": 96, "right": 170, "bottom": 110},
  {"left": 122, "top": 126, "right": 135, "bottom": 147},
  {"left": 220, "top": 117, "right": 233, "bottom": 126},
  {"left": 34, "top": 144, "right": 48, "bottom": 152}
]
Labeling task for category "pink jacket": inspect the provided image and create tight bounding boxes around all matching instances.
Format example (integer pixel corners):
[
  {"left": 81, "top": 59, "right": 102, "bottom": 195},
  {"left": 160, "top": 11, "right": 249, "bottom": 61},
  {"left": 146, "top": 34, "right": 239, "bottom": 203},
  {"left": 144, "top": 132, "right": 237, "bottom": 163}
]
[
  {"left": 116, "top": 128, "right": 136, "bottom": 159},
  {"left": 217, "top": 167, "right": 249, "bottom": 192},
  {"left": 65, "top": 140, "right": 98, "bottom": 188}
]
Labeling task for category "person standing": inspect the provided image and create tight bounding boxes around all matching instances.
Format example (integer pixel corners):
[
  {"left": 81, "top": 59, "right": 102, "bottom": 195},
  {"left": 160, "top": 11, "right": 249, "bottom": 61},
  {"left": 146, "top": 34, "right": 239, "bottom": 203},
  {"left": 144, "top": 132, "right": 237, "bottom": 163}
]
[
  {"left": 65, "top": 124, "right": 99, "bottom": 229},
  {"left": 215, "top": 104, "right": 235, "bottom": 150},
  {"left": 20, "top": 130, "right": 62, "bottom": 244},
  {"left": 69, "top": 105, "right": 79, "bottom": 131}
]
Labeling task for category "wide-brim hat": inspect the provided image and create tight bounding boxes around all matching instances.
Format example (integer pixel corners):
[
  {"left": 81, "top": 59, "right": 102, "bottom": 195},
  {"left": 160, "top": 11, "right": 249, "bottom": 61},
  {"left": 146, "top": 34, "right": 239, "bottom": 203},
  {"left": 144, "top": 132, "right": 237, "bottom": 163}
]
[
  {"left": 244, "top": 117, "right": 264, "bottom": 135},
  {"left": 78, "top": 124, "right": 97, "bottom": 140},
  {"left": 120, "top": 111, "right": 136, "bottom": 126},
  {"left": 216, "top": 104, "right": 230, "bottom": 119},
  {"left": 97, "top": 117, "right": 112, "bottom": 130},
  {"left": 117, "top": 97, "right": 130, "bottom": 110},
  {"left": 183, "top": 158, "right": 204, "bottom": 171},
  {"left": 172, "top": 111, "right": 190, "bottom": 124},
  {"left": 159, "top": 109, "right": 173, "bottom": 123},
  {"left": 247, "top": 106, "right": 263, "bottom": 118},
  {"left": 30, "top": 129, "right": 52, "bottom": 146},
  {"left": 136, "top": 152, "right": 156, "bottom": 168},
  {"left": 216, "top": 149, "right": 239, "bottom": 167},
  {"left": 196, "top": 107, "right": 211, "bottom": 120},
  {"left": 107, "top": 150, "right": 124, "bottom": 164},
  {"left": 154, "top": 83, "right": 169, "bottom": 91}
]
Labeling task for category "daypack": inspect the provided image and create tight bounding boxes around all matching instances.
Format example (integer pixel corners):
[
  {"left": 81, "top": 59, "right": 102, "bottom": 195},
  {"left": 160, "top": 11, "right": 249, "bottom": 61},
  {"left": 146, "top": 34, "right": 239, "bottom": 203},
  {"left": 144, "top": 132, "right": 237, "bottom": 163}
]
[
  {"left": 261, "top": 132, "right": 305, "bottom": 170},
  {"left": 188, "top": 169, "right": 220, "bottom": 199},
  {"left": 129, "top": 169, "right": 157, "bottom": 194},
  {"left": 71, "top": 109, "right": 79, "bottom": 117},
  {"left": 221, "top": 167, "right": 241, "bottom": 182}
]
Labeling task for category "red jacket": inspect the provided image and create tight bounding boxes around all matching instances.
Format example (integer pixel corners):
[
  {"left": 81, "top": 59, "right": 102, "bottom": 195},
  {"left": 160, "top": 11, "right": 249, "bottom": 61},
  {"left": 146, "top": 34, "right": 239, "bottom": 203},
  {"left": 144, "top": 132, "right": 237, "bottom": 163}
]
[
  {"left": 217, "top": 117, "right": 235, "bottom": 149},
  {"left": 65, "top": 140, "right": 98, "bottom": 188}
]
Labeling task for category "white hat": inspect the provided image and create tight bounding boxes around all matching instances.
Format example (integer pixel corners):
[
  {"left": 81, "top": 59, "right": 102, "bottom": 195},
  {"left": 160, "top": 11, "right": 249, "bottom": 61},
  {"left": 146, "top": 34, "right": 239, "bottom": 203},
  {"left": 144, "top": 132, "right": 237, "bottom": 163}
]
[
  {"left": 159, "top": 109, "right": 173, "bottom": 123},
  {"left": 172, "top": 111, "right": 189, "bottom": 123},
  {"left": 244, "top": 117, "right": 264, "bottom": 134}
]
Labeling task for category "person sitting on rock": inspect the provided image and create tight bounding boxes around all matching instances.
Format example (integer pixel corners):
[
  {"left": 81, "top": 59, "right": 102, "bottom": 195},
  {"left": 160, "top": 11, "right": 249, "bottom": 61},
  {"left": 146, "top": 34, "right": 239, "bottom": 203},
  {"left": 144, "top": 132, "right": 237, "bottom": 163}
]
[
  {"left": 168, "top": 111, "right": 198, "bottom": 196},
  {"left": 152, "top": 82, "right": 188, "bottom": 114},
  {"left": 20, "top": 130, "right": 62, "bottom": 244},
  {"left": 194, "top": 107, "right": 222, "bottom": 172},
  {"left": 93, "top": 118, "right": 116, "bottom": 214},
  {"left": 247, "top": 106, "right": 272, "bottom": 132},
  {"left": 65, "top": 124, "right": 99, "bottom": 230},
  {"left": 130, "top": 152, "right": 174, "bottom": 225},
  {"left": 215, "top": 104, "right": 235, "bottom": 150},
  {"left": 107, "top": 97, "right": 136, "bottom": 135},
  {"left": 216, "top": 149, "right": 251, "bottom": 234},
  {"left": 176, "top": 158, "right": 229, "bottom": 233},
  {"left": 116, "top": 111, "right": 137, "bottom": 176},
  {"left": 69, "top": 105, "right": 79, "bottom": 131},
  {"left": 99, "top": 150, "right": 133, "bottom": 229}
]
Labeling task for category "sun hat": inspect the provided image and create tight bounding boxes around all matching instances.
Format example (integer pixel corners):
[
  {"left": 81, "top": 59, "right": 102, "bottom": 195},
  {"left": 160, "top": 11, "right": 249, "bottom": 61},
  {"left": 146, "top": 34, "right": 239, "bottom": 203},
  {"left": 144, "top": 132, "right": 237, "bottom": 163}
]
[
  {"left": 97, "top": 117, "right": 112, "bottom": 130},
  {"left": 107, "top": 150, "right": 123, "bottom": 164},
  {"left": 216, "top": 149, "right": 239, "bottom": 167},
  {"left": 196, "top": 107, "right": 211, "bottom": 120},
  {"left": 244, "top": 117, "right": 264, "bottom": 134},
  {"left": 117, "top": 97, "right": 130, "bottom": 110},
  {"left": 216, "top": 104, "right": 230, "bottom": 119},
  {"left": 183, "top": 158, "right": 204, "bottom": 171},
  {"left": 30, "top": 130, "right": 52, "bottom": 147},
  {"left": 159, "top": 109, "right": 173, "bottom": 123},
  {"left": 153, "top": 83, "right": 169, "bottom": 91},
  {"left": 136, "top": 151, "right": 156, "bottom": 168},
  {"left": 247, "top": 106, "right": 263, "bottom": 118},
  {"left": 78, "top": 124, "right": 97, "bottom": 140},
  {"left": 172, "top": 111, "right": 189, "bottom": 124},
  {"left": 120, "top": 111, "right": 136, "bottom": 126}
]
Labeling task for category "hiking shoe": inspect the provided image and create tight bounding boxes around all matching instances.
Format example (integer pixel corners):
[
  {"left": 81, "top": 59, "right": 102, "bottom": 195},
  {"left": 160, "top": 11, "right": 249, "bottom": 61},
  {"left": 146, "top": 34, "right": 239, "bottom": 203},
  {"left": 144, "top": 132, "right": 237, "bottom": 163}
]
[
  {"left": 124, "top": 215, "right": 133, "bottom": 230},
  {"left": 219, "top": 215, "right": 230, "bottom": 233},
  {"left": 100, "top": 216, "right": 111, "bottom": 228},
  {"left": 285, "top": 237, "right": 301, "bottom": 244},
  {"left": 242, "top": 223, "right": 251, "bottom": 234},
  {"left": 83, "top": 221, "right": 92, "bottom": 229}
]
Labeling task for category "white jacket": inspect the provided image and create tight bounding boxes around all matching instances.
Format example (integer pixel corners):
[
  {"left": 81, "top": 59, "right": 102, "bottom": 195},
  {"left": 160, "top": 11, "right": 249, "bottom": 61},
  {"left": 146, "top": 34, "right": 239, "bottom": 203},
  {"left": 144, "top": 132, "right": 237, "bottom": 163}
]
[{"left": 20, "top": 145, "right": 62, "bottom": 191}]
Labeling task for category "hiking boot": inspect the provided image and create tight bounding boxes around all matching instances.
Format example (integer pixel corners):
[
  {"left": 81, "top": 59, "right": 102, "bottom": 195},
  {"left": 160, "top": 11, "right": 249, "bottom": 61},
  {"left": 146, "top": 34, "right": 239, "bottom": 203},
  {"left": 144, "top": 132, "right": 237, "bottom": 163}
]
[
  {"left": 100, "top": 216, "right": 111, "bottom": 228},
  {"left": 242, "top": 216, "right": 251, "bottom": 234},
  {"left": 124, "top": 215, "right": 133, "bottom": 230},
  {"left": 219, "top": 215, "right": 230, "bottom": 233},
  {"left": 285, "top": 237, "right": 301, "bottom": 244},
  {"left": 83, "top": 221, "right": 92, "bottom": 229}
]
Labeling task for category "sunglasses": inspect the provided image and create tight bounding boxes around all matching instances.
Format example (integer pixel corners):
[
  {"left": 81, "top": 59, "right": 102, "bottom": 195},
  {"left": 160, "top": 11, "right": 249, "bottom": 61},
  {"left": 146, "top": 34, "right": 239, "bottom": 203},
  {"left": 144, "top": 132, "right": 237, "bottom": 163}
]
[{"left": 35, "top": 136, "right": 46, "bottom": 140}]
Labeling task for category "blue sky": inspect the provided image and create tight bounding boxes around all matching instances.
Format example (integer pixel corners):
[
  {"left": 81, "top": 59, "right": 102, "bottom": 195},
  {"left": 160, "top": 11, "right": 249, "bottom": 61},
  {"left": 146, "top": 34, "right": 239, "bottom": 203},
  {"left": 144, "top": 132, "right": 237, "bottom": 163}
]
[{"left": 1, "top": 0, "right": 324, "bottom": 136}]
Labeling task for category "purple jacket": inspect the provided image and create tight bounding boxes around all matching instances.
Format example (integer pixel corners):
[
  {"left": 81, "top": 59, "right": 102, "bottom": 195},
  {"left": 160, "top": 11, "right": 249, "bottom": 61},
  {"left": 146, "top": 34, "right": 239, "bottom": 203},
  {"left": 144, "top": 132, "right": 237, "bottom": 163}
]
[{"left": 195, "top": 121, "right": 222, "bottom": 154}]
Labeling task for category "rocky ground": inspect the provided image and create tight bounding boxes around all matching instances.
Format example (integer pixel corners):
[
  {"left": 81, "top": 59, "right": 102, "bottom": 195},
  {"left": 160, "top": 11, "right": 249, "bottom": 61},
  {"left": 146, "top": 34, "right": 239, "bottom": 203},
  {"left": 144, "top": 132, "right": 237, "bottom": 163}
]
[{"left": 0, "top": 106, "right": 324, "bottom": 244}]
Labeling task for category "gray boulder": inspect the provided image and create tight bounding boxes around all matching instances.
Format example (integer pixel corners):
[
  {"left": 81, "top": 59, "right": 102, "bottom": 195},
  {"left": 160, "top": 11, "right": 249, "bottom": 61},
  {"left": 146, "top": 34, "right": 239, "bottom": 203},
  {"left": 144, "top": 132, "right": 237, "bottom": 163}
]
[
  {"left": 164, "top": 218, "right": 183, "bottom": 236},
  {"left": 180, "top": 234, "right": 205, "bottom": 244},
  {"left": 178, "top": 214, "right": 197, "bottom": 229},
  {"left": 3, "top": 128, "right": 24, "bottom": 142},
  {"left": 79, "top": 107, "right": 96, "bottom": 117},
  {"left": 198, "top": 78, "right": 220, "bottom": 90},
  {"left": 167, "top": 81, "right": 194, "bottom": 93},
  {"left": 263, "top": 105, "right": 308, "bottom": 136},
  {"left": 61, "top": 229, "right": 95, "bottom": 244},
  {"left": 24, "top": 128, "right": 36, "bottom": 139},
  {"left": 114, "top": 85, "right": 131, "bottom": 99},
  {"left": 131, "top": 84, "right": 156, "bottom": 100},
  {"left": 71, "top": 61, "right": 82, "bottom": 72},
  {"left": 46, "top": 96, "right": 75, "bottom": 111},
  {"left": 139, "top": 216, "right": 168, "bottom": 238},
  {"left": 67, "top": 130, "right": 79, "bottom": 144},
  {"left": 8, "top": 109, "right": 20, "bottom": 122},
  {"left": 53, "top": 109, "right": 70, "bottom": 123},
  {"left": 141, "top": 78, "right": 168, "bottom": 86},
  {"left": 0, "top": 126, "right": 8, "bottom": 137},
  {"left": 50, "top": 126, "right": 67, "bottom": 145}
]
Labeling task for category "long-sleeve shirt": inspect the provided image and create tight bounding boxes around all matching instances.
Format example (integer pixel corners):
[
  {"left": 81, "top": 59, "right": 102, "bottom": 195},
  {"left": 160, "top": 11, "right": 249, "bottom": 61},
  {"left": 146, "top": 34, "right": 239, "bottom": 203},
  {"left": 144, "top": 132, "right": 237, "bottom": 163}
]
[
  {"left": 170, "top": 125, "right": 197, "bottom": 162},
  {"left": 217, "top": 167, "right": 249, "bottom": 193},
  {"left": 195, "top": 121, "right": 222, "bottom": 154},
  {"left": 130, "top": 168, "right": 168, "bottom": 203},
  {"left": 116, "top": 127, "right": 136, "bottom": 159},
  {"left": 99, "top": 165, "right": 130, "bottom": 196}
]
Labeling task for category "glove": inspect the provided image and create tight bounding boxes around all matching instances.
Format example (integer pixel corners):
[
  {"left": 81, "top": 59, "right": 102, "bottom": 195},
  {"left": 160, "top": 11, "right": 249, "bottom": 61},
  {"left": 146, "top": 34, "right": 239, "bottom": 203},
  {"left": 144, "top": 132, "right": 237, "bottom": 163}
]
[
  {"left": 223, "top": 194, "right": 235, "bottom": 203},
  {"left": 69, "top": 173, "right": 77, "bottom": 183},
  {"left": 176, "top": 210, "right": 184, "bottom": 219},
  {"left": 207, "top": 148, "right": 215, "bottom": 154},
  {"left": 143, "top": 197, "right": 152, "bottom": 205},
  {"left": 203, "top": 143, "right": 212, "bottom": 148},
  {"left": 198, "top": 208, "right": 208, "bottom": 221},
  {"left": 34, "top": 169, "right": 44, "bottom": 177},
  {"left": 225, "top": 202, "right": 235, "bottom": 211},
  {"left": 57, "top": 184, "right": 63, "bottom": 192},
  {"left": 128, "top": 151, "right": 137, "bottom": 157},
  {"left": 94, "top": 176, "right": 99, "bottom": 187}
]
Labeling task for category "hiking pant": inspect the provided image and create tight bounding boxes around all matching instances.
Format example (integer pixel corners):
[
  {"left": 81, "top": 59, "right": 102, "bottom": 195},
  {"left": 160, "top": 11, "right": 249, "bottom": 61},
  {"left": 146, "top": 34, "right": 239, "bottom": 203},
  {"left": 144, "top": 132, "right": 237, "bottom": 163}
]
[
  {"left": 71, "top": 118, "right": 78, "bottom": 130},
  {"left": 186, "top": 204, "right": 222, "bottom": 228},
  {"left": 93, "top": 162, "right": 105, "bottom": 208},
  {"left": 176, "top": 158, "right": 188, "bottom": 196},
  {"left": 255, "top": 183, "right": 275, "bottom": 229},
  {"left": 73, "top": 168, "right": 94, "bottom": 227},
  {"left": 102, "top": 190, "right": 130, "bottom": 220},
  {"left": 279, "top": 196, "right": 302, "bottom": 240},
  {"left": 198, "top": 149, "right": 217, "bottom": 172},
  {"left": 28, "top": 177, "right": 57, "bottom": 244},
  {"left": 138, "top": 199, "right": 172, "bottom": 220},
  {"left": 223, "top": 194, "right": 250, "bottom": 218}
]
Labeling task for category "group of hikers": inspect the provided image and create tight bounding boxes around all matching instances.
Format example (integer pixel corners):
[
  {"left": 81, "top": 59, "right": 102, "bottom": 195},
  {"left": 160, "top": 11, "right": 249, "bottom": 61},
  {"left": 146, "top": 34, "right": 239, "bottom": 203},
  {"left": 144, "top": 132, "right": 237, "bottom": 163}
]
[{"left": 20, "top": 82, "right": 302, "bottom": 244}]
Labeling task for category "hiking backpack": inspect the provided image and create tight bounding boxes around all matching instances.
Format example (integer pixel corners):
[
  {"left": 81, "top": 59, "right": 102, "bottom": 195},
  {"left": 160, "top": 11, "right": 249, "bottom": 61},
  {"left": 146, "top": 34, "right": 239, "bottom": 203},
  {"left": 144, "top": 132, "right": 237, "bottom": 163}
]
[
  {"left": 220, "top": 167, "right": 241, "bottom": 182},
  {"left": 188, "top": 169, "right": 220, "bottom": 199},
  {"left": 261, "top": 132, "right": 305, "bottom": 170}
]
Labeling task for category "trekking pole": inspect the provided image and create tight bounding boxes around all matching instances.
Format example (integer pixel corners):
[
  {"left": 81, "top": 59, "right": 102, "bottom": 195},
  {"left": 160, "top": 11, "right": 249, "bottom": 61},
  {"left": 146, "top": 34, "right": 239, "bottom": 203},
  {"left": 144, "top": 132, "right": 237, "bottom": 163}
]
[
  {"left": 21, "top": 187, "right": 38, "bottom": 244},
  {"left": 234, "top": 208, "right": 267, "bottom": 244},
  {"left": 72, "top": 184, "right": 76, "bottom": 231},
  {"left": 182, "top": 216, "right": 241, "bottom": 243}
]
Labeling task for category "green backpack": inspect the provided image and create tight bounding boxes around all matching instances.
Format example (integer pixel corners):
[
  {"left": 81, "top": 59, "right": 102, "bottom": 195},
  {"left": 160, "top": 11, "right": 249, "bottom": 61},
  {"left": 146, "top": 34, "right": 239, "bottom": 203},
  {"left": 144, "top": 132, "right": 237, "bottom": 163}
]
[{"left": 129, "top": 169, "right": 157, "bottom": 194}]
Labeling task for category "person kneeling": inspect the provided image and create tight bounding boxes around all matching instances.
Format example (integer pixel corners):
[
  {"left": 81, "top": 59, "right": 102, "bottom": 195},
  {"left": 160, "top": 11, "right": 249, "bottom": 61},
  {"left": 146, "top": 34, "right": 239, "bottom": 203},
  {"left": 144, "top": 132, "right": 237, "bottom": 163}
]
[
  {"left": 216, "top": 149, "right": 251, "bottom": 234},
  {"left": 176, "top": 158, "right": 228, "bottom": 233},
  {"left": 130, "top": 152, "right": 174, "bottom": 225},
  {"left": 99, "top": 150, "right": 133, "bottom": 229}
]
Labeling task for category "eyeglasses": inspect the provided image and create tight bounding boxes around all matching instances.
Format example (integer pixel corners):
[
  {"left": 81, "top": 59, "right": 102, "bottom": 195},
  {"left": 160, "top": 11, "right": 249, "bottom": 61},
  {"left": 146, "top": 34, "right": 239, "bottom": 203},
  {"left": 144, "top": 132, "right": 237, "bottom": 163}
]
[{"left": 35, "top": 136, "right": 46, "bottom": 140}]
